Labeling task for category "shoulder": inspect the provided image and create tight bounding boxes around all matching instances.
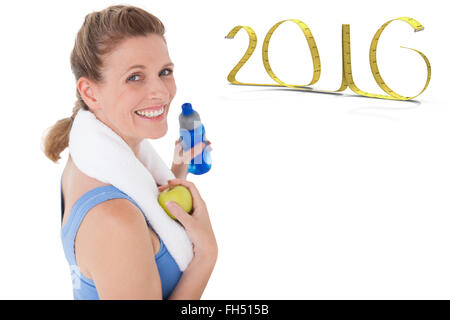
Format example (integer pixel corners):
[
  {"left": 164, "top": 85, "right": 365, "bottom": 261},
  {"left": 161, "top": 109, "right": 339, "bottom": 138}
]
[
  {"left": 79, "top": 196, "right": 151, "bottom": 249},
  {"left": 81, "top": 197, "right": 156, "bottom": 270},
  {"left": 87, "top": 197, "right": 148, "bottom": 232},
  {"left": 80, "top": 198, "right": 162, "bottom": 299},
  {"left": 65, "top": 154, "right": 150, "bottom": 240}
]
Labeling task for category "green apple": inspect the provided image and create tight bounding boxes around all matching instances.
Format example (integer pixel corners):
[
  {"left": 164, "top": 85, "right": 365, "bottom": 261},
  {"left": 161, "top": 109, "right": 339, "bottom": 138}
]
[{"left": 158, "top": 185, "right": 193, "bottom": 220}]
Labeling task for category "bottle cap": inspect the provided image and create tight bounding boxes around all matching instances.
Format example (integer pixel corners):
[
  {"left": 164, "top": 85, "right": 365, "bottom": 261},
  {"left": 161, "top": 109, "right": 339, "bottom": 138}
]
[{"left": 181, "top": 102, "right": 194, "bottom": 116}]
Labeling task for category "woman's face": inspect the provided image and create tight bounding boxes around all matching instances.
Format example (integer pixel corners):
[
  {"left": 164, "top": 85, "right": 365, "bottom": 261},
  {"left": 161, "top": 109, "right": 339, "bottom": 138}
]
[{"left": 83, "top": 34, "right": 176, "bottom": 151}]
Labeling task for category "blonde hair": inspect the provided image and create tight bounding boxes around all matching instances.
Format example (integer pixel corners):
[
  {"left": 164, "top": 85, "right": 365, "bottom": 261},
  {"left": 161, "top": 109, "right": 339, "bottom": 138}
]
[{"left": 42, "top": 5, "right": 166, "bottom": 162}]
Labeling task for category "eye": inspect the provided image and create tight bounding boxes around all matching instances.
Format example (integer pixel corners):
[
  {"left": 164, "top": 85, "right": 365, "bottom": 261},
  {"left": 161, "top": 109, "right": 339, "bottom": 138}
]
[
  {"left": 160, "top": 68, "right": 173, "bottom": 76},
  {"left": 127, "top": 73, "right": 142, "bottom": 82}
]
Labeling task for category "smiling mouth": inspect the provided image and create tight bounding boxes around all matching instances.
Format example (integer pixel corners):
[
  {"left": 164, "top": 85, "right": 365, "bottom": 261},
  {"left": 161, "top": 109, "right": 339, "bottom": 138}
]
[{"left": 134, "top": 105, "right": 166, "bottom": 118}]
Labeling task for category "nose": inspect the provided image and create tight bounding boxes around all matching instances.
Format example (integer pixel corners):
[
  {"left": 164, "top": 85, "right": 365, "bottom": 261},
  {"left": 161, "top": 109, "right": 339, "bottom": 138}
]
[{"left": 147, "top": 76, "right": 170, "bottom": 102}]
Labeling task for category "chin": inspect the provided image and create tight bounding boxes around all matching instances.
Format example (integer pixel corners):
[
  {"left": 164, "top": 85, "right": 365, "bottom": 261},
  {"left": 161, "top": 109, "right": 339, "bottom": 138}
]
[{"left": 144, "top": 125, "right": 168, "bottom": 140}]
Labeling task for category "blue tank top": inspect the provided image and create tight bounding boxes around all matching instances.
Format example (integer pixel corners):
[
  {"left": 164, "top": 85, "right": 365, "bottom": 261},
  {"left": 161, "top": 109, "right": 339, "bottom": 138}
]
[{"left": 60, "top": 178, "right": 182, "bottom": 299}]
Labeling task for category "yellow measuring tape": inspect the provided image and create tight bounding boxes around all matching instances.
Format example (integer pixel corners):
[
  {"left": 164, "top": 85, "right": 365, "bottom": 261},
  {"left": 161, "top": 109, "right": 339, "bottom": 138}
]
[{"left": 225, "top": 17, "right": 431, "bottom": 100}]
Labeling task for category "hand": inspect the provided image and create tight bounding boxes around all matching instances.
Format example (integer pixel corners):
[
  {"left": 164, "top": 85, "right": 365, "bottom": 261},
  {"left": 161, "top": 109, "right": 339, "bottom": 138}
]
[
  {"left": 171, "top": 138, "right": 212, "bottom": 179},
  {"left": 158, "top": 179, "right": 218, "bottom": 260}
]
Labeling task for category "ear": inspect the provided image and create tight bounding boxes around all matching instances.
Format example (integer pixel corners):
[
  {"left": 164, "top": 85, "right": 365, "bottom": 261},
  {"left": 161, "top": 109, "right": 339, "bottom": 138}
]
[{"left": 77, "top": 77, "right": 102, "bottom": 111}]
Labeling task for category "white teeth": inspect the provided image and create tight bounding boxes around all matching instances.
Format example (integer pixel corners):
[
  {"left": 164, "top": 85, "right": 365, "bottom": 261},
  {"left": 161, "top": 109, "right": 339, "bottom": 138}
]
[{"left": 136, "top": 106, "right": 165, "bottom": 118}]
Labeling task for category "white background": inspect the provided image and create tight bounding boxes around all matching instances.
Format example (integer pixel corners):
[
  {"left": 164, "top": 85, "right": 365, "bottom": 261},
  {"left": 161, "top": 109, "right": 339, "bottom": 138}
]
[{"left": 0, "top": 0, "right": 448, "bottom": 299}]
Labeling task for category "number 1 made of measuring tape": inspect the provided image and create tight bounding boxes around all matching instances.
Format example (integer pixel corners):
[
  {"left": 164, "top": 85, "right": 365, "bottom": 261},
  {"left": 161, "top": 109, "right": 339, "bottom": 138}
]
[{"left": 225, "top": 17, "right": 431, "bottom": 101}]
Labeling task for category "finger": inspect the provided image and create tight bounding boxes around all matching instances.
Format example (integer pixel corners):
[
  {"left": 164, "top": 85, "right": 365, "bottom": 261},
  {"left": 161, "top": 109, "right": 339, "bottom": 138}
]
[
  {"left": 193, "top": 142, "right": 206, "bottom": 158},
  {"left": 205, "top": 140, "right": 212, "bottom": 151},
  {"left": 158, "top": 184, "right": 170, "bottom": 192},
  {"left": 167, "top": 178, "right": 204, "bottom": 208},
  {"left": 174, "top": 140, "right": 183, "bottom": 153},
  {"left": 165, "top": 201, "right": 192, "bottom": 228},
  {"left": 183, "top": 142, "right": 206, "bottom": 162}
]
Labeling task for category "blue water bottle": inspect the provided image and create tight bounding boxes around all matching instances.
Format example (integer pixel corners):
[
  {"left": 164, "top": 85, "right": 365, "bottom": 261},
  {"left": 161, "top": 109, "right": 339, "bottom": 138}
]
[{"left": 179, "top": 102, "right": 212, "bottom": 175}]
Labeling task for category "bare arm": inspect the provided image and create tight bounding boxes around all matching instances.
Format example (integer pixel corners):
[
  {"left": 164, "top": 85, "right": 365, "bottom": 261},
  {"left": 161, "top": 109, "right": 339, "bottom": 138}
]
[
  {"left": 81, "top": 178, "right": 217, "bottom": 299},
  {"left": 159, "top": 178, "right": 218, "bottom": 299},
  {"left": 168, "top": 253, "right": 217, "bottom": 299},
  {"left": 82, "top": 199, "right": 163, "bottom": 299}
]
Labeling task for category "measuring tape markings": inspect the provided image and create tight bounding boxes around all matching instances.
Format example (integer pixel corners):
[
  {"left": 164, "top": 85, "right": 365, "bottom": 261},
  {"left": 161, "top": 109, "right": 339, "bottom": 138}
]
[
  {"left": 225, "top": 17, "right": 431, "bottom": 101},
  {"left": 368, "top": 17, "right": 431, "bottom": 100},
  {"left": 225, "top": 25, "right": 286, "bottom": 87},
  {"left": 341, "top": 23, "right": 395, "bottom": 100},
  {"left": 262, "top": 19, "right": 321, "bottom": 89}
]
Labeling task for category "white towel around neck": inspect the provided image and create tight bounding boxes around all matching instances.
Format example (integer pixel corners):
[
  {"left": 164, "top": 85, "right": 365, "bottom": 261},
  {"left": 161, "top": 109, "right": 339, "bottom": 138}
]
[{"left": 68, "top": 109, "right": 193, "bottom": 271}]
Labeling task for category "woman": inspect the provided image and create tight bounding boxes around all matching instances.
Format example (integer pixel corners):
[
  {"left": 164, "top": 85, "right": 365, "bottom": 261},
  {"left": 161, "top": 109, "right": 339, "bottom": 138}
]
[{"left": 42, "top": 5, "right": 217, "bottom": 299}]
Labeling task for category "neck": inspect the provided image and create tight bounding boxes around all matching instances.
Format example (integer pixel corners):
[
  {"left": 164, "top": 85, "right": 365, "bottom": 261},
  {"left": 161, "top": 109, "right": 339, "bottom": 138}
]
[{"left": 115, "top": 131, "right": 142, "bottom": 158}]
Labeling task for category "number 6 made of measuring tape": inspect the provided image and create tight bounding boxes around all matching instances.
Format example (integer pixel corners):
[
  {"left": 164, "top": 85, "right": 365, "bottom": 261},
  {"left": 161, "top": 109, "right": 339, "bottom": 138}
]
[{"left": 367, "top": 17, "right": 431, "bottom": 100}]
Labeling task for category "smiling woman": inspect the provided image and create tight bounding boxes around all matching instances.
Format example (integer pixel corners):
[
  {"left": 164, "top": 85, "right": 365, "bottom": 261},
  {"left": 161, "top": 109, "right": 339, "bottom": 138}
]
[
  {"left": 41, "top": 4, "right": 217, "bottom": 300},
  {"left": 87, "top": 33, "right": 176, "bottom": 150},
  {"left": 42, "top": 5, "right": 170, "bottom": 162}
]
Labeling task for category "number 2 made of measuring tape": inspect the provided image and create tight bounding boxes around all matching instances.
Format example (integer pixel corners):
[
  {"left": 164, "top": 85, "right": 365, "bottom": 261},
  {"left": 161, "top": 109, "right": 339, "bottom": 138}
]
[{"left": 225, "top": 17, "right": 431, "bottom": 101}]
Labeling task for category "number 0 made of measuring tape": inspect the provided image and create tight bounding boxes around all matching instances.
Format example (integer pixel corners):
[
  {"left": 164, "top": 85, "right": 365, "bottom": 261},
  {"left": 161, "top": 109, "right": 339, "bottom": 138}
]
[
  {"left": 225, "top": 17, "right": 431, "bottom": 101},
  {"left": 262, "top": 19, "right": 321, "bottom": 89}
]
